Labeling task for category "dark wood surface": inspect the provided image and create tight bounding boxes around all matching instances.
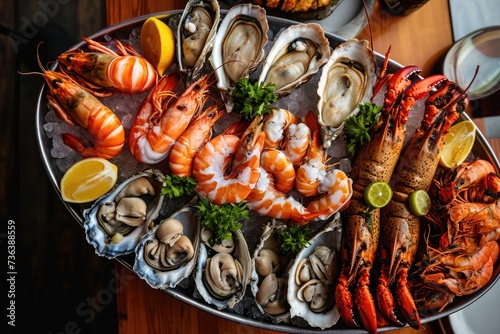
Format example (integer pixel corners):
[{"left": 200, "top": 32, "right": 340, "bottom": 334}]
[{"left": 2, "top": 1, "right": 117, "bottom": 333}]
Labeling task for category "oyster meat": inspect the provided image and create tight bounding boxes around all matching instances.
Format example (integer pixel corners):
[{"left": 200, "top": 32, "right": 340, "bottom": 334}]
[
  {"left": 316, "top": 39, "right": 377, "bottom": 147},
  {"left": 250, "top": 220, "right": 292, "bottom": 323},
  {"left": 194, "top": 228, "right": 252, "bottom": 310},
  {"left": 83, "top": 169, "right": 164, "bottom": 258},
  {"left": 210, "top": 3, "right": 269, "bottom": 108},
  {"left": 133, "top": 205, "right": 200, "bottom": 289},
  {"left": 177, "top": 0, "right": 220, "bottom": 84},
  {"left": 258, "top": 23, "right": 330, "bottom": 95},
  {"left": 287, "top": 214, "right": 342, "bottom": 329}
]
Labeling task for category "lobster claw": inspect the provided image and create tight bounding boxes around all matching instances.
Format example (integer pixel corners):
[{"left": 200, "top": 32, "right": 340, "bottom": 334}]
[
  {"left": 376, "top": 271, "right": 405, "bottom": 326},
  {"left": 396, "top": 269, "right": 422, "bottom": 329},
  {"left": 336, "top": 267, "right": 379, "bottom": 333},
  {"left": 335, "top": 274, "right": 360, "bottom": 328},
  {"left": 383, "top": 65, "right": 422, "bottom": 112},
  {"left": 355, "top": 267, "right": 378, "bottom": 333},
  {"left": 404, "top": 74, "right": 448, "bottom": 100}
]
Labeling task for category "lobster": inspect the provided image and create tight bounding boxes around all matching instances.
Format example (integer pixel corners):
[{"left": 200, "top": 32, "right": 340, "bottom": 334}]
[
  {"left": 334, "top": 64, "right": 447, "bottom": 333},
  {"left": 376, "top": 81, "right": 468, "bottom": 329}
]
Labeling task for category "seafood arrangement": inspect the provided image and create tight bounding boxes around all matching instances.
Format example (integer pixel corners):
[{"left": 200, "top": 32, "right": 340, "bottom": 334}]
[{"left": 37, "top": 1, "right": 500, "bottom": 333}]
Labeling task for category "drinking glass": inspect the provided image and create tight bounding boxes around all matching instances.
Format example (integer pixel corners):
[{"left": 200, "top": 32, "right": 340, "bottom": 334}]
[{"left": 443, "top": 26, "right": 500, "bottom": 100}]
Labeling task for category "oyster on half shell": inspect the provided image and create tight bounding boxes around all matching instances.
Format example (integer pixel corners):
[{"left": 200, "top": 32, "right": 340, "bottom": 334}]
[
  {"left": 250, "top": 219, "right": 292, "bottom": 323},
  {"left": 210, "top": 3, "right": 269, "bottom": 110},
  {"left": 177, "top": 0, "right": 220, "bottom": 84},
  {"left": 194, "top": 228, "right": 252, "bottom": 310},
  {"left": 258, "top": 23, "right": 330, "bottom": 96},
  {"left": 133, "top": 204, "right": 200, "bottom": 289},
  {"left": 286, "top": 214, "right": 342, "bottom": 329},
  {"left": 83, "top": 169, "right": 164, "bottom": 259},
  {"left": 317, "top": 39, "right": 377, "bottom": 147}
]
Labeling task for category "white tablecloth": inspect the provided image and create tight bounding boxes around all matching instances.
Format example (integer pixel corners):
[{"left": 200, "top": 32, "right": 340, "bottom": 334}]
[{"left": 449, "top": 0, "right": 500, "bottom": 41}]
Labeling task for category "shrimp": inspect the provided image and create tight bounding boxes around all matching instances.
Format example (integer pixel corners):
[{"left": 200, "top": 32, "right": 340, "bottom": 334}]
[
  {"left": 438, "top": 159, "right": 497, "bottom": 205},
  {"left": 448, "top": 201, "right": 500, "bottom": 241},
  {"left": 245, "top": 146, "right": 327, "bottom": 222},
  {"left": 43, "top": 70, "right": 124, "bottom": 159},
  {"left": 303, "top": 168, "right": 353, "bottom": 222},
  {"left": 263, "top": 108, "right": 299, "bottom": 148},
  {"left": 192, "top": 116, "right": 265, "bottom": 205},
  {"left": 441, "top": 240, "right": 499, "bottom": 273},
  {"left": 169, "top": 105, "right": 225, "bottom": 177},
  {"left": 129, "top": 73, "right": 211, "bottom": 164},
  {"left": 283, "top": 122, "right": 311, "bottom": 169},
  {"left": 58, "top": 37, "right": 157, "bottom": 96},
  {"left": 295, "top": 111, "right": 329, "bottom": 197},
  {"left": 260, "top": 148, "right": 296, "bottom": 193},
  {"left": 422, "top": 245, "right": 497, "bottom": 296},
  {"left": 245, "top": 167, "right": 325, "bottom": 222}
]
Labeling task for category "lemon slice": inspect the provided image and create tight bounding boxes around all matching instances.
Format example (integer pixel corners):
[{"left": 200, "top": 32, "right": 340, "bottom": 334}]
[
  {"left": 60, "top": 158, "right": 118, "bottom": 203},
  {"left": 409, "top": 190, "right": 431, "bottom": 217},
  {"left": 364, "top": 181, "right": 393, "bottom": 208},
  {"left": 141, "top": 17, "right": 175, "bottom": 76},
  {"left": 439, "top": 120, "right": 476, "bottom": 169}
]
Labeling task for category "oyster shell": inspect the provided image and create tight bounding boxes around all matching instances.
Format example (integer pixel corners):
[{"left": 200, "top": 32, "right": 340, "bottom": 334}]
[
  {"left": 83, "top": 169, "right": 164, "bottom": 258},
  {"left": 177, "top": 0, "right": 220, "bottom": 84},
  {"left": 194, "top": 228, "right": 252, "bottom": 310},
  {"left": 250, "top": 219, "right": 292, "bottom": 323},
  {"left": 210, "top": 4, "right": 269, "bottom": 109},
  {"left": 133, "top": 205, "right": 200, "bottom": 289},
  {"left": 316, "top": 39, "right": 377, "bottom": 147},
  {"left": 287, "top": 214, "right": 342, "bottom": 329},
  {"left": 258, "top": 23, "right": 330, "bottom": 96}
]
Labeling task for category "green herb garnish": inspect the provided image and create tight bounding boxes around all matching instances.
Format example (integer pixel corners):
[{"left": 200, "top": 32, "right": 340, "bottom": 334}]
[
  {"left": 160, "top": 174, "right": 197, "bottom": 198},
  {"left": 277, "top": 225, "right": 311, "bottom": 256},
  {"left": 343, "top": 102, "right": 382, "bottom": 157},
  {"left": 232, "top": 78, "right": 277, "bottom": 121},
  {"left": 194, "top": 198, "right": 250, "bottom": 246}
]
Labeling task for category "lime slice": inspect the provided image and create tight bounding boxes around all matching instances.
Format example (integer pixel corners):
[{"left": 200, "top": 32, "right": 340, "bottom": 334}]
[
  {"left": 439, "top": 120, "right": 476, "bottom": 169},
  {"left": 409, "top": 190, "right": 431, "bottom": 217},
  {"left": 364, "top": 181, "right": 393, "bottom": 208}
]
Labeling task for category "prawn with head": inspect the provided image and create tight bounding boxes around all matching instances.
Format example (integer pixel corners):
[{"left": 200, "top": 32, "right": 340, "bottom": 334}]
[
  {"left": 129, "top": 72, "right": 214, "bottom": 164},
  {"left": 192, "top": 116, "right": 265, "bottom": 205},
  {"left": 37, "top": 53, "right": 125, "bottom": 159}
]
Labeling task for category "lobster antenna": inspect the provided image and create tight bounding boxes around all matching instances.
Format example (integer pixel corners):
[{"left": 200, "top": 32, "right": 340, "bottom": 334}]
[
  {"left": 362, "top": 0, "right": 374, "bottom": 51},
  {"left": 444, "top": 65, "right": 480, "bottom": 109}
]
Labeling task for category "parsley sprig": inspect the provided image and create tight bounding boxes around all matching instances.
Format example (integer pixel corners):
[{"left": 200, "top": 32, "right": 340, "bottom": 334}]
[
  {"left": 343, "top": 102, "right": 382, "bottom": 157},
  {"left": 277, "top": 225, "right": 311, "bottom": 256},
  {"left": 232, "top": 78, "right": 278, "bottom": 121},
  {"left": 160, "top": 174, "right": 197, "bottom": 198},
  {"left": 194, "top": 198, "right": 250, "bottom": 246}
]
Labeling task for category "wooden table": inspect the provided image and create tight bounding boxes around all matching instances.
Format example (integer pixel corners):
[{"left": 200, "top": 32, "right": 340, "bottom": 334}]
[{"left": 104, "top": 0, "right": 493, "bottom": 333}]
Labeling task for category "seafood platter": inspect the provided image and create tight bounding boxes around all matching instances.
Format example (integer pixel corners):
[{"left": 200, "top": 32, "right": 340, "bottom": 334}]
[{"left": 36, "top": 1, "right": 500, "bottom": 333}]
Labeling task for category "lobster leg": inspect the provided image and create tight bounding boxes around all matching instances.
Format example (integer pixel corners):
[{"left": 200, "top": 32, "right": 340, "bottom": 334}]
[
  {"left": 376, "top": 269, "right": 404, "bottom": 326},
  {"left": 396, "top": 268, "right": 421, "bottom": 329},
  {"left": 335, "top": 273, "right": 359, "bottom": 328},
  {"left": 355, "top": 267, "right": 378, "bottom": 333}
]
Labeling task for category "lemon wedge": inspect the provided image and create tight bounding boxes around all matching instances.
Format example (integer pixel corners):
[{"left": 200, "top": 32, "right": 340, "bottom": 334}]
[
  {"left": 141, "top": 17, "right": 175, "bottom": 76},
  {"left": 439, "top": 120, "right": 476, "bottom": 169},
  {"left": 60, "top": 158, "right": 118, "bottom": 203}
]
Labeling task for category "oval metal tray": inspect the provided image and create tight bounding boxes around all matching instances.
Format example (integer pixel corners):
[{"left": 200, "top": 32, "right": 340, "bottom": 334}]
[{"left": 36, "top": 10, "right": 500, "bottom": 333}]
